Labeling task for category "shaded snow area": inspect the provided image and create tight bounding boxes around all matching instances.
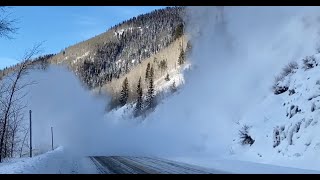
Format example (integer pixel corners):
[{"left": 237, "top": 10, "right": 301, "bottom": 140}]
[
  {"left": 0, "top": 147, "right": 99, "bottom": 174},
  {"left": 230, "top": 53, "right": 320, "bottom": 171},
  {"left": 170, "top": 157, "right": 320, "bottom": 174}
]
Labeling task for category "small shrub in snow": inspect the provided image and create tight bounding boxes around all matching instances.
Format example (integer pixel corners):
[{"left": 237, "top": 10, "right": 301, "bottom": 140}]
[
  {"left": 311, "top": 103, "right": 316, "bottom": 112},
  {"left": 273, "top": 126, "right": 286, "bottom": 148},
  {"left": 316, "top": 80, "right": 320, "bottom": 85},
  {"left": 273, "top": 85, "right": 289, "bottom": 95},
  {"left": 272, "top": 77, "right": 288, "bottom": 95},
  {"left": 273, "top": 127, "right": 282, "bottom": 148},
  {"left": 272, "top": 61, "right": 298, "bottom": 95},
  {"left": 288, "top": 89, "right": 295, "bottom": 96},
  {"left": 286, "top": 105, "right": 301, "bottom": 118},
  {"left": 295, "top": 121, "right": 301, "bottom": 133},
  {"left": 281, "top": 61, "right": 298, "bottom": 77},
  {"left": 238, "top": 125, "right": 255, "bottom": 146},
  {"left": 303, "top": 55, "right": 317, "bottom": 70}
]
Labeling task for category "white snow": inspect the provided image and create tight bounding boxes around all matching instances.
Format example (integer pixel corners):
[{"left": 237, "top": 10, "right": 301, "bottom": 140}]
[
  {"left": 114, "top": 27, "right": 143, "bottom": 38},
  {"left": 154, "top": 64, "right": 187, "bottom": 93},
  {"left": 0, "top": 147, "right": 99, "bottom": 174},
  {"left": 170, "top": 157, "right": 320, "bottom": 174},
  {"left": 73, "top": 51, "right": 90, "bottom": 64},
  {"left": 227, "top": 53, "right": 320, "bottom": 172}
]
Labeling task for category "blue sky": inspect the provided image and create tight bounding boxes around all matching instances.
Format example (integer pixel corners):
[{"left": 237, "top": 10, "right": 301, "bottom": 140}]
[{"left": 0, "top": 6, "right": 166, "bottom": 69}]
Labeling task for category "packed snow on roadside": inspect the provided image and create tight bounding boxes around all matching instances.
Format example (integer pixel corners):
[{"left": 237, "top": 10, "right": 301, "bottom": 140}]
[
  {"left": 0, "top": 147, "right": 99, "bottom": 174},
  {"left": 169, "top": 156, "right": 320, "bottom": 174}
]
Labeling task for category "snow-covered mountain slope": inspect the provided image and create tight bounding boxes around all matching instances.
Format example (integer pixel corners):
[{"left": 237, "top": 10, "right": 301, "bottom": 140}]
[{"left": 231, "top": 53, "right": 320, "bottom": 171}]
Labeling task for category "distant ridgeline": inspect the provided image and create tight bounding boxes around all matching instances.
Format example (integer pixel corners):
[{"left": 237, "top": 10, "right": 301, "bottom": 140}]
[{"left": 48, "top": 6, "right": 185, "bottom": 89}]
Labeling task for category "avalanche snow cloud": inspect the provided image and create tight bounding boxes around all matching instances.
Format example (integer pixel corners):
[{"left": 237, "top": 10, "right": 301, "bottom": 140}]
[
  {"left": 24, "top": 66, "right": 207, "bottom": 157},
  {"left": 22, "top": 66, "right": 108, "bottom": 154},
  {"left": 19, "top": 6, "right": 320, "bottom": 159},
  {"left": 144, "top": 6, "right": 320, "bottom": 158}
]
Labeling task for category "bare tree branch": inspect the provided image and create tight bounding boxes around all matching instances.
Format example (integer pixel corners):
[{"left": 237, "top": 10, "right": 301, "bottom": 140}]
[
  {"left": 0, "top": 43, "right": 42, "bottom": 162},
  {"left": 0, "top": 7, "right": 18, "bottom": 39}
]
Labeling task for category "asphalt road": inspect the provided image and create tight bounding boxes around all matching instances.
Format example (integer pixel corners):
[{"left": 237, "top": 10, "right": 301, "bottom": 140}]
[{"left": 90, "top": 156, "right": 227, "bottom": 174}]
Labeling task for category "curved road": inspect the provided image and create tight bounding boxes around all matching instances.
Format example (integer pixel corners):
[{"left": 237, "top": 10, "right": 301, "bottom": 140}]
[{"left": 90, "top": 156, "right": 227, "bottom": 174}]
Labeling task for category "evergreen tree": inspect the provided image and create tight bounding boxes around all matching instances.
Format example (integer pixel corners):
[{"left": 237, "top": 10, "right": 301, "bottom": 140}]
[
  {"left": 159, "top": 59, "right": 168, "bottom": 74},
  {"left": 165, "top": 73, "right": 170, "bottom": 81},
  {"left": 135, "top": 77, "right": 143, "bottom": 116},
  {"left": 119, "top": 77, "right": 129, "bottom": 106},
  {"left": 150, "top": 65, "right": 154, "bottom": 80},
  {"left": 171, "top": 81, "right": 177, "bottom": 93},
  {"left": 146, "top": 67, "right": 155, "bottom": 109},
  {"left": 185, "top": 40, "right": 192, "bottom": 57},
  {"left": 173, "top": 23, "right": 184, "bottom": 40},
  {"left": 145, "top": 62, "right": 151, "bottom": 82},
  {"left": 178, "top": 48, "right": 185, "bottom": 65}
]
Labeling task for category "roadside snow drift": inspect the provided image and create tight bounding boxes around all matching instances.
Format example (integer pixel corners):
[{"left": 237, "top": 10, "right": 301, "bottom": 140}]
[{"left": 0, "top": 147, "right": 98, "bottom": 174}]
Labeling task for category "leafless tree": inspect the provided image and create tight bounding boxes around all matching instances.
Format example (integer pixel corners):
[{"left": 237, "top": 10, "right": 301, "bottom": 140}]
[
  {"left": 0, "top": 44, "right": 41, "bottom": 162},
  {"left": 9, "top": 103, "right": 25, "bottom": 158},
  {"left": 19, "top": 128, "right": 29, "bottom": 158},
  {"left": 0, "top": 7, "right": 18, "bottom": 39}
]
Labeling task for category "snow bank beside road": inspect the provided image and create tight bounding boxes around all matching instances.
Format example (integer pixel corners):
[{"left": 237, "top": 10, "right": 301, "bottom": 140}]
[
  {"left": 170, "top": 157, "right": 320, "bottom": 174},
  {"left": 0, "top": 147, "right": 99, "bottom": 174}
]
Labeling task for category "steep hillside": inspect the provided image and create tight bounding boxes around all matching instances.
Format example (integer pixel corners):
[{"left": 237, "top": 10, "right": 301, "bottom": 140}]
[
  {"left": 48, "top": 7, "right": 185, "bottom": 89},
  {"left": 96, "top": 35, "right": 188, "bottom": 103},
  {"left": 231, "top": 53, "right": 320, "bottom": 170}
]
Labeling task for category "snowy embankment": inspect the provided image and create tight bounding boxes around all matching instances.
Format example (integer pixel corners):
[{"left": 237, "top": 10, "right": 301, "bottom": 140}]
[
  {"left": 0, "top": 147, "right": 99, "bottom": 174},
  {"left": 230, "top": 53, "right": 320, "bottom": 172}
]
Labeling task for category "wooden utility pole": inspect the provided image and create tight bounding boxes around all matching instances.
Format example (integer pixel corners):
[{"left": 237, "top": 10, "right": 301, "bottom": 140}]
[
  {"left": 29, "top": 110, "right": 32, "bottom": 158},
  {"left": 51, "top": 127, "right": 54, "bottom": 151}
]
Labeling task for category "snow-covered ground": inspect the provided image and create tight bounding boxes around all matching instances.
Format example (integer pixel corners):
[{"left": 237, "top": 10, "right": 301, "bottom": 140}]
[
  {"left": 154, "top": 63, "right": 190, "bottom": 93},
  {"left": 2, "top": 147, "right": 319, "bottom": 174},
  {"left": 170, "top": 157, "right": 320, "bottom": 174},
  {"left": 228, "top": 53, "right": 320, "bottom": 171},
  {"left": 0, "top": 147, "right": 99, "bottom": 174}
]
